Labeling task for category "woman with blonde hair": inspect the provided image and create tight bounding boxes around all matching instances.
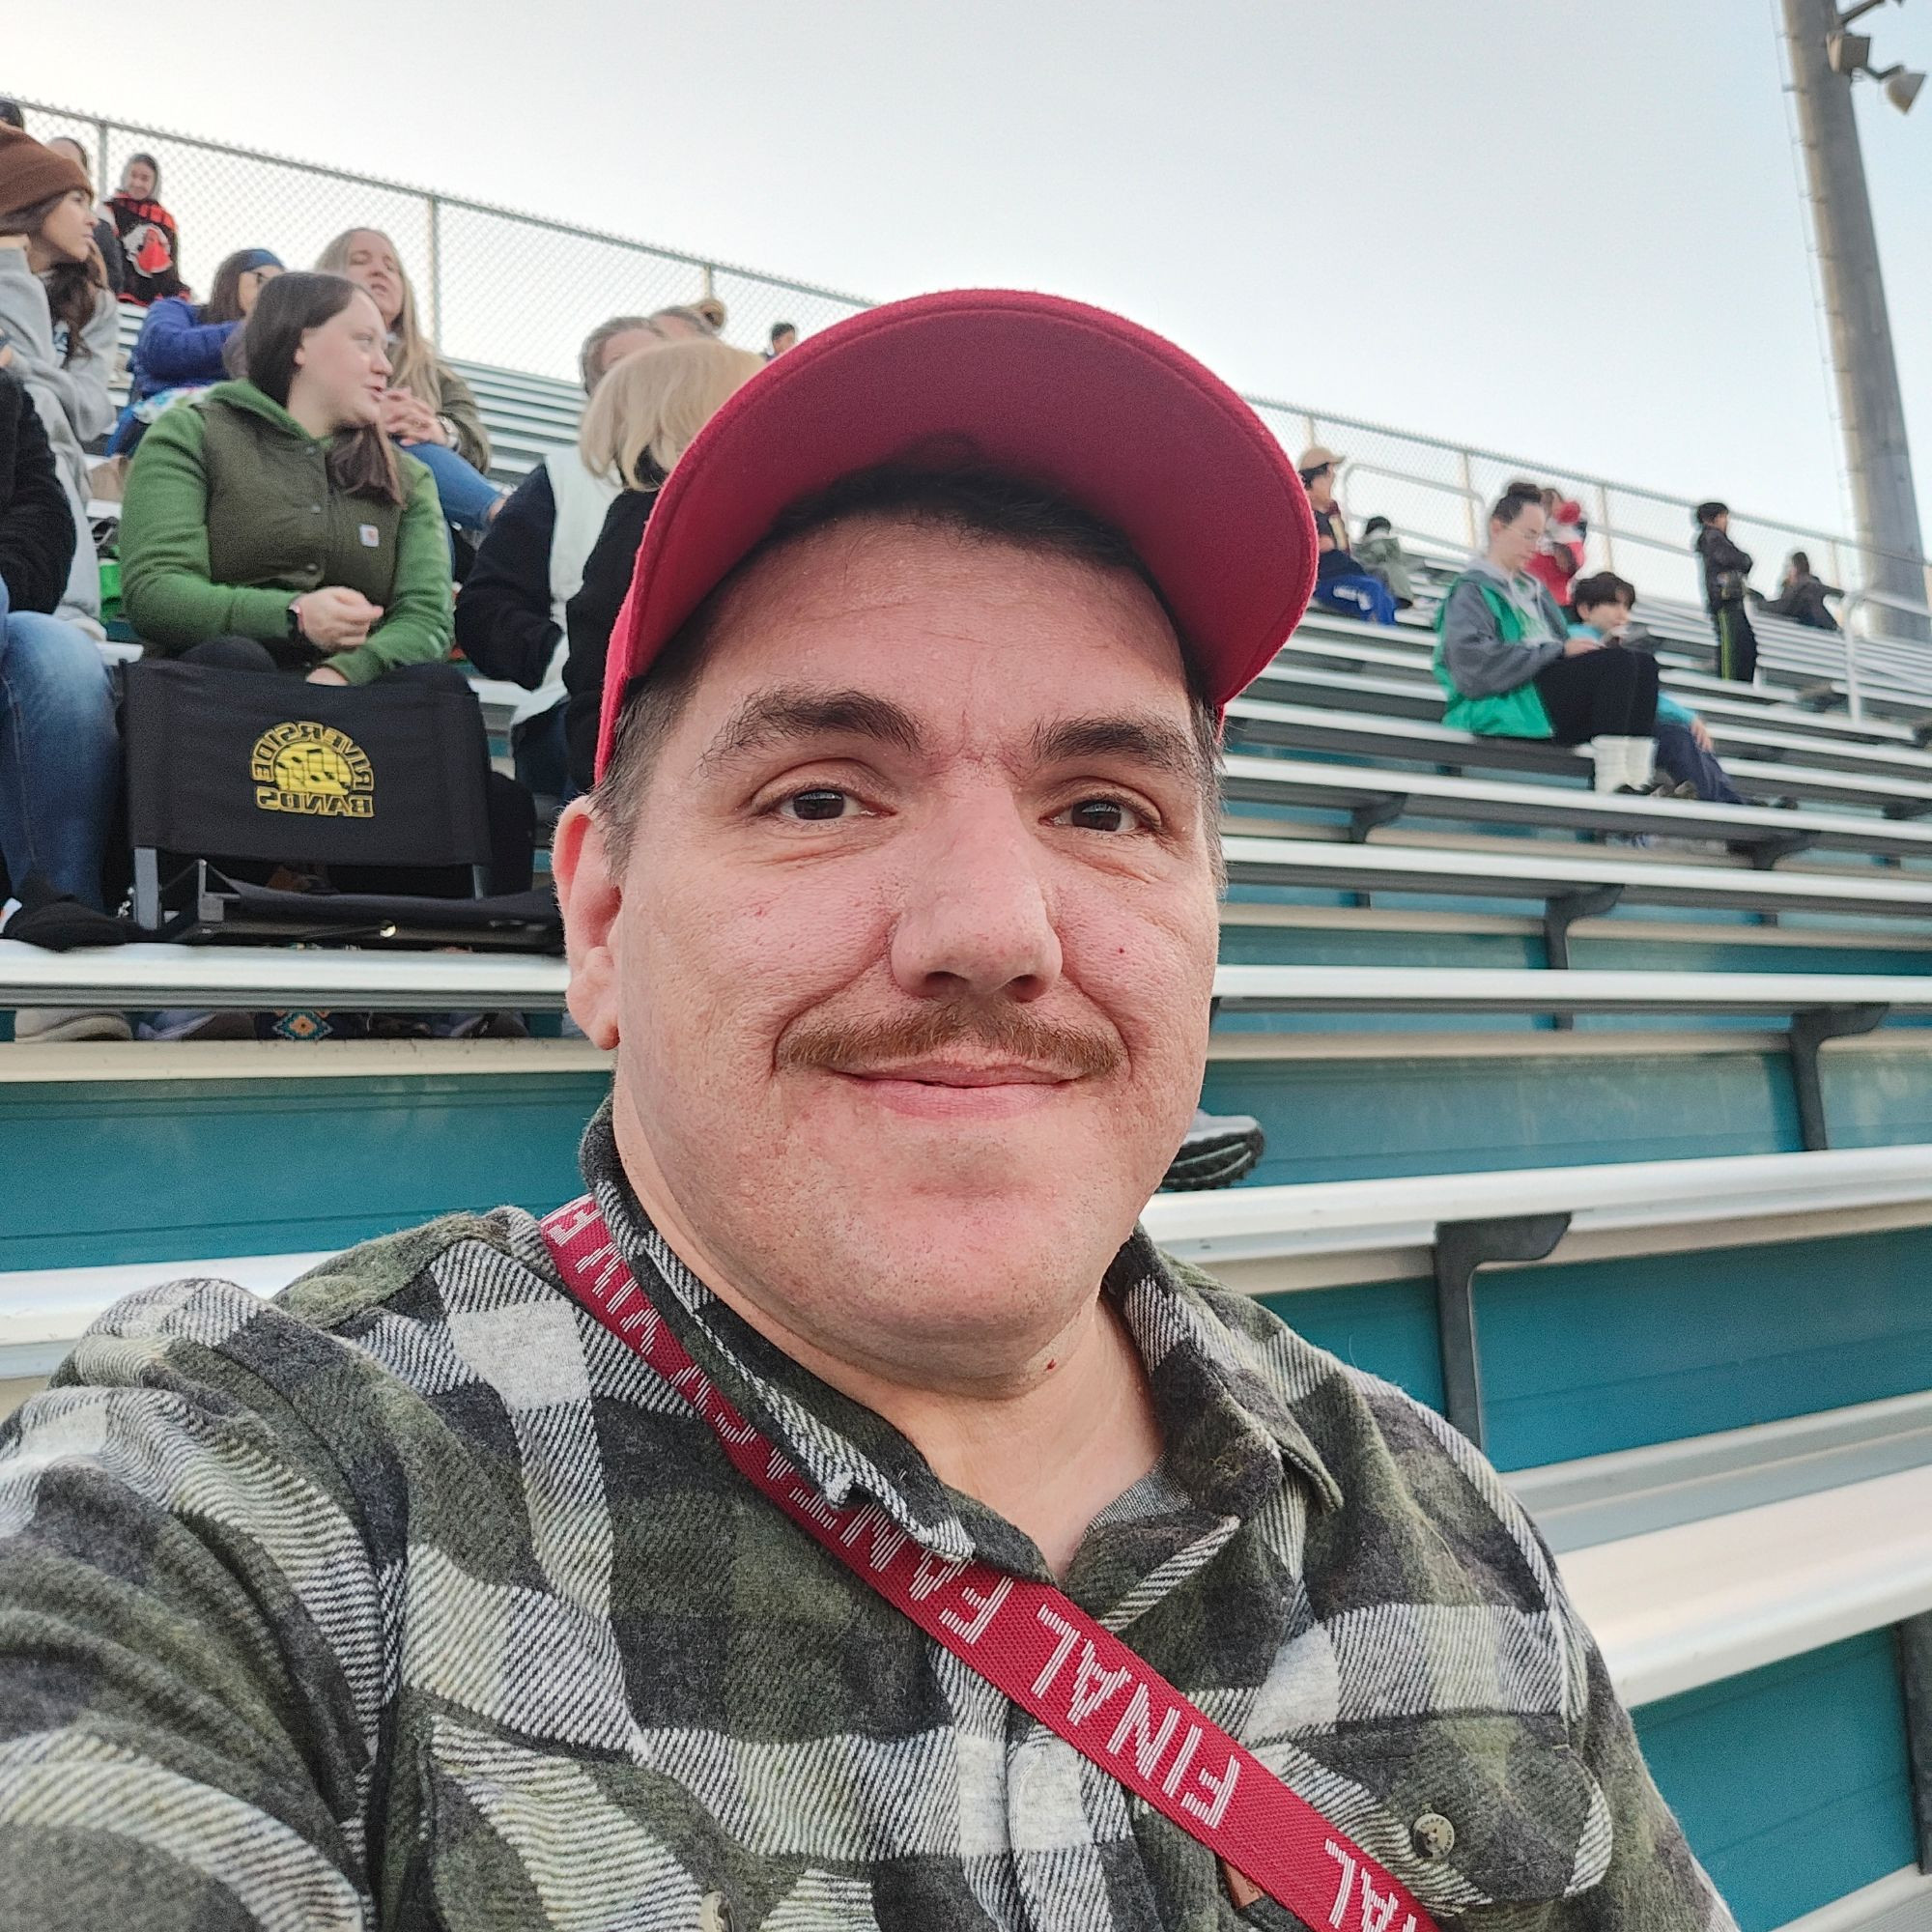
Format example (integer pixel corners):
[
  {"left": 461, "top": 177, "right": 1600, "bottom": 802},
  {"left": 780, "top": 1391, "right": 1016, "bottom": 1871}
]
[
  {"left": 458, "top": 308, "right": 715, "bottom": 806},
  {"left": 315, "top": 226, "right": 502, "bottom": 536},
  {"left": 562, "top": 335, "right": 762, "bottom": 786}
]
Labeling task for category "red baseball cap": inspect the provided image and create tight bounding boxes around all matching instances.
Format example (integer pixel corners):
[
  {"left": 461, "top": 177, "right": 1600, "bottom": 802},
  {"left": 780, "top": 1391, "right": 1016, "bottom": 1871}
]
[{"left": 594, "top": 289, "right": 1317, "bottom": 780}]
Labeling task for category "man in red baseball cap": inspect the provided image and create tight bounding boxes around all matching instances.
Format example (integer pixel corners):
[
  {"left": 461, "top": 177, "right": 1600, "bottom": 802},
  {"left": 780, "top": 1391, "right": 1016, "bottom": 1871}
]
[{"left": 0, "top": 292, "right": 1725, "bottom": 1927}]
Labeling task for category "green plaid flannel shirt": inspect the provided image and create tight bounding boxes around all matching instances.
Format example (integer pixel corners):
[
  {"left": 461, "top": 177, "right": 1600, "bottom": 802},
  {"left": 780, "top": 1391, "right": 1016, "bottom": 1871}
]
[{"left": 0, "top": 1110, "right": 1733, "bottom": 1929}]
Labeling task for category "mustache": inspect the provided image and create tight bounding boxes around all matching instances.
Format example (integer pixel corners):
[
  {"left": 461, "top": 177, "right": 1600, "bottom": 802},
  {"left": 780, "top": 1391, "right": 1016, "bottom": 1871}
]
[{"left": 777, "top": 1002, "right": 1124, "bottom": 1081}]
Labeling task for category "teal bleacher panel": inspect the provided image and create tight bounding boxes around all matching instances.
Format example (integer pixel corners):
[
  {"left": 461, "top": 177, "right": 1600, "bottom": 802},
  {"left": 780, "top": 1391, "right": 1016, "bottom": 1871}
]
[
  {"left": 1478, "top": 1224, "right": 1932, "bottom": 1467},
  {"left": 1216, "top": 922, "right": 1545, "bottom": 974},
  {"left": 1634, "top": 1632, "right": 1917, "bottom": 1932},
  {"left": 1257, "top": 1280, "right": 1444, "bottom": 1413},
  {"left": 1823, "top": 1041, "right": 1932, "bottom": 1149},
  {"left": 1200, "top": 1048, "right": 1795, "bottom": 1187},
  {"left": 0, "top": 1071, "right": 609, "bottom": 1271}
]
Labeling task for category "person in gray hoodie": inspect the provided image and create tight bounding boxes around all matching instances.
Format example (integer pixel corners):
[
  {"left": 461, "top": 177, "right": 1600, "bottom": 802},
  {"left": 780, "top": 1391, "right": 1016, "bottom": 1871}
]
[
  {"left": 1432, "top": 484, "right": 1664, "bottom": 793},
  {"left": 0, "top": 128, "right": 118, "bottom": 638}
]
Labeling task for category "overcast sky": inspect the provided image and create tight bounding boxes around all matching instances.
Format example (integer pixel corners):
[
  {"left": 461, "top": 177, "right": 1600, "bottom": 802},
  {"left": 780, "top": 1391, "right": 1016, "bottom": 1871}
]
[{"left": 8, "top": 1, "right": 1930, "bottom": 545}]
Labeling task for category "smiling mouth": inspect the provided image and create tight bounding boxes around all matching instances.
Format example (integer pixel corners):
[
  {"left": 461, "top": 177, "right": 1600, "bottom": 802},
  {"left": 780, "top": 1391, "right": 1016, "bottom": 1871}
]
[{"left": 840, "top": 1062, "right": 1072, "bottom": 1088}]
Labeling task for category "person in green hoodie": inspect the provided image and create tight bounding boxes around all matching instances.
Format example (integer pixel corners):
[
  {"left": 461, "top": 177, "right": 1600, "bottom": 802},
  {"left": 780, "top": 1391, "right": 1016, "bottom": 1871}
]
[
  {"left": 1433, "top": 483, "right": 1665, "bottom": 795},
  {"left": 120, "top": 270, "right": 452, "bottom": 683},
  {"left": 119, "top": 270, "right": 532, "bottom": 913}
]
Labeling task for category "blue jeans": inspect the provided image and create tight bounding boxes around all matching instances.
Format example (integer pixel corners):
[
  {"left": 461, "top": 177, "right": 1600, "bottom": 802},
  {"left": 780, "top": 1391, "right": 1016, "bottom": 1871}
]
[
  {"left": 1654, "top": 718, "right": 1743, "bottom": 804},
  {"left": 0, "top": 581, "right": 119, "bottom": 908},
  {"left": 401, "top": 439, "right": 503, "bottom": 538},
  {"left": 1314, "top": 572, "right": 1400, "bottom": 628}
]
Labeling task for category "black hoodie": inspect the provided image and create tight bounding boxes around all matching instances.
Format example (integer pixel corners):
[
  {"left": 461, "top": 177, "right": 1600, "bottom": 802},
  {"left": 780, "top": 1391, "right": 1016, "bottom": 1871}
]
[
  {"left": 1694, "top": 523, "right": 1753, "bottom": 611},
  {"left": 0, "top": 370, "right": 77, "bottom": 614}
]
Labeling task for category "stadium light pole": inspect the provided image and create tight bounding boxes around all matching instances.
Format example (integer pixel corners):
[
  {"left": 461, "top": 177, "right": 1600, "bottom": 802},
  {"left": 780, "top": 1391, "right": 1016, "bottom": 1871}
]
[{"left": 1781, "top": 0, "right": 1928, "bottom": 640}]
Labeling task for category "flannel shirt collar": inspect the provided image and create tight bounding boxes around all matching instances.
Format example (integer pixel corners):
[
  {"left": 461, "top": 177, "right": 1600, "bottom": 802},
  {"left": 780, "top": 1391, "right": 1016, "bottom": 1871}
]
[{"left": 576, "top": 1107, "right": 1343, "bottom": 1575}]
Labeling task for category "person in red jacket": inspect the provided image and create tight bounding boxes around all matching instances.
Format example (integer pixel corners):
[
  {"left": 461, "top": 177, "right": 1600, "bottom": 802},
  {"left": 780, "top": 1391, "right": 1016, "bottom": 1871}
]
[
  {"left": 1523, "top": 488, "right": 1587, "bottom": 610},
  {"left": 105, "top": 152, "right": 184, "bottom": 305}
]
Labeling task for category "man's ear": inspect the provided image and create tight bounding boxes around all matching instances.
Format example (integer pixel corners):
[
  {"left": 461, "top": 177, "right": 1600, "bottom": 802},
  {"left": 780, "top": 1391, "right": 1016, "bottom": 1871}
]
[{"left": 552, "top": 797, "right": 622, "bottom": 1050}]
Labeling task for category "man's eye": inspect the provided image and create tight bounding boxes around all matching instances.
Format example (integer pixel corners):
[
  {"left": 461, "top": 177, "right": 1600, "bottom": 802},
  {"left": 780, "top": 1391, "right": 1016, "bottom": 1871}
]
[
  {"left": 776, "top": 787, "right": 860, "bottom": 822},
  {"left": 1058, "top": 797, "right": 1149, "bottom": 835}
]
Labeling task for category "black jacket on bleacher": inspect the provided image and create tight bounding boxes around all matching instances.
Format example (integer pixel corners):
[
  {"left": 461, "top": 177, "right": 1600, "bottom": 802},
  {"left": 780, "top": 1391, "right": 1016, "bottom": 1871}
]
[
  {"left": 0, "top": 371, "right": 76, "bottom": 615},
  {"left": 563, "top": 484, "right": 658, "bottom": 792},
  {"left": 455, "top": 465, "right": 561, "bottom": 690}
]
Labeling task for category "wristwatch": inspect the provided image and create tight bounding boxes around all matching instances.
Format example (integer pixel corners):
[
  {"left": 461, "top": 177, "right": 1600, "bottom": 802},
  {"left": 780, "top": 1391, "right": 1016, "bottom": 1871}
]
[{"left": 286, "top": 595, "right": 306, "bottom": 641}]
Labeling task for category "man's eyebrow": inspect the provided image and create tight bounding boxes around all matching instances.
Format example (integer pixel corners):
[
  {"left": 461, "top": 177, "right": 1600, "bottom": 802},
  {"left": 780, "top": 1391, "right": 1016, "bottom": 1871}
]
[
  {"left": 1031, "top": 714, "right": 1205, "bottom": 783},
  {"left": 697, "top": 687, "right": 926, "bottom": 774}
]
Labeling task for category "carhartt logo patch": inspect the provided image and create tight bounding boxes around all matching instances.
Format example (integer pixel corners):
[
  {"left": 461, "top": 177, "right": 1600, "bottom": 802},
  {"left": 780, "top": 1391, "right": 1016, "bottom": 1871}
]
[
  {"left": 249, "top": 721, "right": 376, "bottom": 818},
  {"left": 358, "top": 523, "right": 380, "bottom": 547}
]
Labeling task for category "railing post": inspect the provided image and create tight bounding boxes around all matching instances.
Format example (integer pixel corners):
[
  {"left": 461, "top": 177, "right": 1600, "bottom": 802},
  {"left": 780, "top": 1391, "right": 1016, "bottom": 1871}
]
[
  {"left": 1459, "top": 448, "right": 1478, "bottom": 550},
  {"left": 1840, "top": 576, "right": 1870, "bottom": 724},
  {"left": 94, "top": 118, "right": 110, "bottom": 199},
  {"left": 701, "top": 262, "right": 716, "bottom": 300},
  {"left": 1595, "top": 483, "right": 1614, "bottom": 570},
  {"left": 425, "top": 194, "right": 443, "bottom": 345}
]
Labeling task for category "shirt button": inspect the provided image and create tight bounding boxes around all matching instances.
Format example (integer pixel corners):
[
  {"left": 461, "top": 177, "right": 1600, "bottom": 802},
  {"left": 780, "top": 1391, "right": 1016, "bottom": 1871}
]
[
  {"left": 697, "top": 1893, "right": 733, "bottom": 1932},
  {"left": 1412, "top": 1811, "right": 1456, "bottom": 1860}
]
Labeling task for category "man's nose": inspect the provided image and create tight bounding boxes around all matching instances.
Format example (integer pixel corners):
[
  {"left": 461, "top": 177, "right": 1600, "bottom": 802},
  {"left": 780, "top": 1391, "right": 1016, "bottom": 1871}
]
[{"left": 889, "top": 802, "right": 1063, "bottom": 1004}]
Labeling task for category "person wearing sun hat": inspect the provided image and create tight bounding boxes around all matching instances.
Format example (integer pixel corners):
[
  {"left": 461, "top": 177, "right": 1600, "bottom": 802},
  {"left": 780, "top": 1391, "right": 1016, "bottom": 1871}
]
[
  {"left": 1297, "top": 438, "right": 1397, "bottom": 628},
  {"left": 0, "top": 290, "right": 1729, "bottom": 1929}
]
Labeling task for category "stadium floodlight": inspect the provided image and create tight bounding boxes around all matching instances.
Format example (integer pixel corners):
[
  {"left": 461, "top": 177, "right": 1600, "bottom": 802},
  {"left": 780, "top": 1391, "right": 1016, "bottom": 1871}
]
[
  {"left": 1877, "top": 63, "right": 1926, "bottom": 109},
  {"left": 1828, "top": 28, "right": 1874, "bottom": 69}
]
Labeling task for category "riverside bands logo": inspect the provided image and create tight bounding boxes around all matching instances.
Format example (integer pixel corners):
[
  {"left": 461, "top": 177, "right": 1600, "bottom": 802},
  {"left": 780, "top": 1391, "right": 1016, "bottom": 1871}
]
[{"left": 250, "top": 721, "right": 376, "bottom": 818}]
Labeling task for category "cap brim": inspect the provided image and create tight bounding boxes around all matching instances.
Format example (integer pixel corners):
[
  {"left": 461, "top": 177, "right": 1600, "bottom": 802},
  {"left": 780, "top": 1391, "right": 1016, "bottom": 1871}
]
[{"left": 596, "top": 289, "right": 1315, "bottom": 779}]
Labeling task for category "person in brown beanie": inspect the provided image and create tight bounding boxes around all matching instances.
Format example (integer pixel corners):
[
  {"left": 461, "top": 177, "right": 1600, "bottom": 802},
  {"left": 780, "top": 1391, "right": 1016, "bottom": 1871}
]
[{"left": 0, "top": 124, "right": 118, "bottom": 631}]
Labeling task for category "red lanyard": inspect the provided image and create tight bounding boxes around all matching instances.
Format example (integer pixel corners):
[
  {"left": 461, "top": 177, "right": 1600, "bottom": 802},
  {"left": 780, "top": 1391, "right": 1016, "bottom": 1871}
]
[{"left": 541, "top": 1195, "right": 1439, "bottom": 1932}]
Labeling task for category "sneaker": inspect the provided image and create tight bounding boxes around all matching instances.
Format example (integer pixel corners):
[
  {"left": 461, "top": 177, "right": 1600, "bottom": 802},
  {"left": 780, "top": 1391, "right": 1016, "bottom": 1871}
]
[
  {"left": 137, "top": 1009, "right": 258, "bottom": 1041},
  {"left": 1159, "top": 1107, "right": 1265, "bottom": 1192},
  {"left": 14, "top": 1007, "right": 132, "bottom": 1043}
]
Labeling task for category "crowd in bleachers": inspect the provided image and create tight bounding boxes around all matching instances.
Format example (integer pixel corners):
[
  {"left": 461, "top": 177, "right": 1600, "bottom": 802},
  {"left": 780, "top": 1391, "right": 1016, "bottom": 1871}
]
[{"left": 0, "top": 105, "right": 1877, "bottom": 1039}]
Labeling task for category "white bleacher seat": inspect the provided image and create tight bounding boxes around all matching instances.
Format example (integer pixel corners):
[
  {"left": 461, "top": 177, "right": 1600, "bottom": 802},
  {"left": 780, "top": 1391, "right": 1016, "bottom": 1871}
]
[
  {"left": 1226, "top": 694, "right": 1932, "bottom": 814},
  {"left": 0, "top": 940, "right": 569, "bottom": 1012},
  {"left": 1221, "top": 831, "right": 1932, "bottom": 925},
  {"left": 1219, "top": 751, "right": 1932, "bottom": 865}
]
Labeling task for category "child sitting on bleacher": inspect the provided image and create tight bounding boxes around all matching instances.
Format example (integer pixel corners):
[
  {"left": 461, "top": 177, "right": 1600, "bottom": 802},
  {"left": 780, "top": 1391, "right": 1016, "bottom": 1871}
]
[
  {"left": 1570, "top": 572, "right": 1745, "bottom": 805},
  {"left": 1434, "top": 484, "right": 1667, "bottom": 794},
  {"left": 315, "top": 227, "right": 504, "bottom": 539}
]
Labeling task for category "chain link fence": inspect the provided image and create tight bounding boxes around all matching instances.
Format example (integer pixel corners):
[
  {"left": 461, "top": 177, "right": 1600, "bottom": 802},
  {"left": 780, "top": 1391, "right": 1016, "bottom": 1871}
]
[
  {"left": 16, "top": 98, "right": 867, "bottom": 377},
  {"left": 16, "top": 96, "right": 1929, "bottom": 636}
]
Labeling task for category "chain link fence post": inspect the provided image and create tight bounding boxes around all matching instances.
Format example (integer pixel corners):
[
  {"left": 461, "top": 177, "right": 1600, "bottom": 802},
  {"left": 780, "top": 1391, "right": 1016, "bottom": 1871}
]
[{"left": 425, "top": 193, "right": 443, "bottom": 345}]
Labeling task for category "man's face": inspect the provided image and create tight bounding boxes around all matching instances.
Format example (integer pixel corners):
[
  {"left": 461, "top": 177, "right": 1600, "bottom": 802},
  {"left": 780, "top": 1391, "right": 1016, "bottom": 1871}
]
[
  {"left": 1576, "top": 599, "right": 1632, "bottom": 636},
  {"left": 555, "top": 521, "right": 1223, "bottom": 1382}
]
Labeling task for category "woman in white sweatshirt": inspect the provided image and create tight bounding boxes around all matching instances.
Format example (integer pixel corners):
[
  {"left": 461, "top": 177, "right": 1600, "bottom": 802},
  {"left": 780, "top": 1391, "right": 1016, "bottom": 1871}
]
[{"left": 0, "top": 127, "right": 119, "bottom": 636}]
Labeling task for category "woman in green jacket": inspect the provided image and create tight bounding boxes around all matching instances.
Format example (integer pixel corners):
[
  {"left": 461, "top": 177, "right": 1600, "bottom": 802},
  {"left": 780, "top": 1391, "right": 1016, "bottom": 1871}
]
[
  {"left": 120, "top": 270, "right": 530, "bottom": 893},
  {"left": 122, "top": 270, "right": 454, "bottom": 685}
]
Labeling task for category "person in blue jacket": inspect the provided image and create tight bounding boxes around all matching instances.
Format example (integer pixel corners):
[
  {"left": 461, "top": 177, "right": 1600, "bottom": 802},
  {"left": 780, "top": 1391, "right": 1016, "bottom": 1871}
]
[{"left": 113, "top": 246, "right": 282, "bottom": 453}]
